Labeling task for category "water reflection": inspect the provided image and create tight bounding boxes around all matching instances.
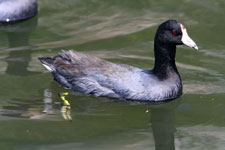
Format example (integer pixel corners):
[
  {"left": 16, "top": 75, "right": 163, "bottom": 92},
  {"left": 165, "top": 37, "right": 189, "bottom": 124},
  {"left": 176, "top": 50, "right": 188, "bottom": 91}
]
[
  {"left": 0, "top": 17, "right": 61, "bottom": 120},
  {"left": 0, "top": 87, "right": 62, "bottom": 120},
  {"left": 150, "top": 100, "right": 179, "bottom": 150},
  {"left": 0, "top": 17, "right": 38, "bottom": 76},
  {"left": 0, "top": 0, "right": 224, "bottom": 148}
]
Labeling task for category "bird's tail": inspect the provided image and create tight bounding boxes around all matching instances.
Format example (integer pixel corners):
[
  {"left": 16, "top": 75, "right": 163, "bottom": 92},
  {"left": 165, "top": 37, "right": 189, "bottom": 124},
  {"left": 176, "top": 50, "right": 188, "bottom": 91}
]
[{"left": 38, "top": 57, "right": 55, "bottom": 72}]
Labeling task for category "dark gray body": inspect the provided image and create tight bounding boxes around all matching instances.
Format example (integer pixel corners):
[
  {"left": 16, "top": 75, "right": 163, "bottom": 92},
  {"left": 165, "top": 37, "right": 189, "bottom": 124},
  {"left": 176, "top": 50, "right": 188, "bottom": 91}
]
[
  {"left": 0, "top": 0, "right": 37, "bottom": 23},
  {"left": 39, "top": 50, "right": 182, "bottom": 101}
]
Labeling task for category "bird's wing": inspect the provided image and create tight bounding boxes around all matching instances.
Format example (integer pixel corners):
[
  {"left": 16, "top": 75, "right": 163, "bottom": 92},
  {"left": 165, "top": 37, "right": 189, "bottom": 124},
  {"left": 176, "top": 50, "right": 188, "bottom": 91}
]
[{"left": 39, "top": 50, "right": 144, "bottom": 98}]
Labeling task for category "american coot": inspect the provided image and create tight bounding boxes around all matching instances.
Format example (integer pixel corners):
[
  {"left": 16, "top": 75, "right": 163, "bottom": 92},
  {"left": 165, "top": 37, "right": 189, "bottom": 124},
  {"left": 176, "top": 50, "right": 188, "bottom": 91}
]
[
  {"left": 39, "top": 20, "right": 198, "bottom": 102},
  {"left": 0, "top": 0, "right": 37, "bottom": 23}
]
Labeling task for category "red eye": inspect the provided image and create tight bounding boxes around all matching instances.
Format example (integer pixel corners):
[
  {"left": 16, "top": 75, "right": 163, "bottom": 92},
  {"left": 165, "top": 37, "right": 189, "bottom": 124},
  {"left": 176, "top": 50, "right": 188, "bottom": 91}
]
[{"left": 172, "top": 30, "right": 177, "bottom": 35}]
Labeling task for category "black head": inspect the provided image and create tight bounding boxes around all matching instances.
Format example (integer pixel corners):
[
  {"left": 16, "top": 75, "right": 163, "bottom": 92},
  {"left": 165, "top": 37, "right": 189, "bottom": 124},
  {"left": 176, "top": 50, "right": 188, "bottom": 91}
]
[
  {"left": 155, "top": 20, "right": 198, "bottom": 49},
  {"left": 153, "top": 20, "right": 198, "bottom": 79},
  {"left": 155, "top": 20, "right": 182, "bottom": 45}
]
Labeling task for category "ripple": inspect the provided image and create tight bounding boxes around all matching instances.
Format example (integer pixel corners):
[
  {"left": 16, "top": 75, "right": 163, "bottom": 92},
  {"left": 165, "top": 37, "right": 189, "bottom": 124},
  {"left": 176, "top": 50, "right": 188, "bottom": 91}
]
[
  {"left": 177, "top": 125, "right": 225, "bottom": 150},
  {"left": 37, "top": 0, "right": 198, "bottom": 50},
  {"left": 183, "top": 83, "right": 225, "bottom": 94}
]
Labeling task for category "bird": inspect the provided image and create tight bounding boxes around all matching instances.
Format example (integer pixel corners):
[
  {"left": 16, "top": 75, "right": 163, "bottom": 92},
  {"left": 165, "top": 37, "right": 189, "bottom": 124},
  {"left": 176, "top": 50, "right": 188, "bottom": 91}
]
[
  {"left": 0, "top": 0, "right": 38, "bottom": 23},
  {"left": 39, "top": 20, "right": 198, "bottom": 102}
]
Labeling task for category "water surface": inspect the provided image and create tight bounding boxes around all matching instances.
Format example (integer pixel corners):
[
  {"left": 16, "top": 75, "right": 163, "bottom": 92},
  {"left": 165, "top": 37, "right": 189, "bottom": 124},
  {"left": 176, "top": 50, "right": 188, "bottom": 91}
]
[{"left": 0, "top": 0, "right": 225, "bottom": 149}]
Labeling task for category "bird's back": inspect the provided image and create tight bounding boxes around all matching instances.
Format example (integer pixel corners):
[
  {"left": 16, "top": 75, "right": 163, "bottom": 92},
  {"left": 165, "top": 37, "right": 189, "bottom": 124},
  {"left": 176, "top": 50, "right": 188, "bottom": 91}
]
[{"left": 39, "top": 50, "right": 182, "bottom": 101}]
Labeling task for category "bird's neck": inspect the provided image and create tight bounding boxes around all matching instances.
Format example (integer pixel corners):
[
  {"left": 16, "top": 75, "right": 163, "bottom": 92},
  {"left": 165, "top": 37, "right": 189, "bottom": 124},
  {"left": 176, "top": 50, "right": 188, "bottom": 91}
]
[{"left": 153, "top": 41, "right": 180, "bottom": 80}]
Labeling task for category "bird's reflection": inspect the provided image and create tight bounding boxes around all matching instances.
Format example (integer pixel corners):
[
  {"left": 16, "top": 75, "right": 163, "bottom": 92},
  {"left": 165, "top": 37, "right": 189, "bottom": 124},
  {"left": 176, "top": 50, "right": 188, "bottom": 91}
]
[
  {"left": 0, "top": 87, "right": 67, "bottom": 120},
  {"left": 0, "top": 17, "right": 61, "bottom": 120},
  {"left": 150, "top": 100, "right": 179, "bottom": 150},
  {"left": 0, "top": 17, "right": 38, "bottom": 76}
]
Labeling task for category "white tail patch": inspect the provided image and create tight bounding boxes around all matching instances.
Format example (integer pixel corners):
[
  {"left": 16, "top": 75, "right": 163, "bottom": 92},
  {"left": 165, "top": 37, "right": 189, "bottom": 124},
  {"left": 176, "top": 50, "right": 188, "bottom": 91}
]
[{"left": 42, "top": 64, "right": 53, "bottom": 72}]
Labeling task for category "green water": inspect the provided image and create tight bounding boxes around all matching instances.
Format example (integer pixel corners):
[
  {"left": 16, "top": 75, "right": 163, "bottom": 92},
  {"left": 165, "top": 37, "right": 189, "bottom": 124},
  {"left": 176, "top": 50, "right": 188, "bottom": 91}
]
[{"left": 0, "top": 0, "right": 225, "bottom": 149}]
